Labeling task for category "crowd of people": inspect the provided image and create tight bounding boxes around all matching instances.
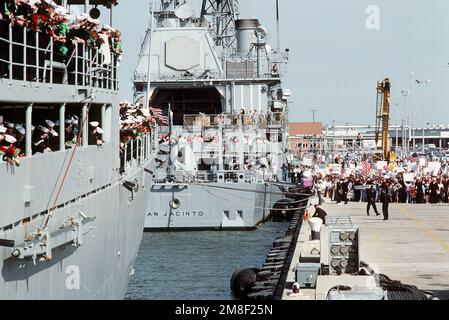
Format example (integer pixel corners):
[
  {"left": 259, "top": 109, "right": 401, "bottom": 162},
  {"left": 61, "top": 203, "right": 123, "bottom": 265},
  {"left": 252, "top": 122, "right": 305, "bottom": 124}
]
[
  {"left": 1, "top": 115, "right": 104, "bottom": 166},
  {"left": 119, "top": 101, "right": 159, "bottom": 145},
  {"left": 288, "top": 153, "right": 449, "bottom": 219},
  {"left": 315, "top": 175, "right": 449, "bottom": 205},
  {"left": 1, "top": 0, "right": 122, "bottom": 54},
  {"left": 0, "top": 0, "right": 122, "bottom": 79}
]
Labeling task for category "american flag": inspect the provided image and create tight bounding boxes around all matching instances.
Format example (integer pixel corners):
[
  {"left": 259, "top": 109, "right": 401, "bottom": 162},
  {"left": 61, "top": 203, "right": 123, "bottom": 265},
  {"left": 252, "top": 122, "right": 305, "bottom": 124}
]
[
  {"left": 339, "top": 167, "right": 346, "bottom": 179},
  {"left": 361, "top": 161, "right": 372, "bottom": 178},
  {"left": 150, "top": 107, "right": 169, "bottom": 125},
  {"left": 155, "top": 115, "right": 169, "bottom": 125},
  {"left": 150, "top": 107, "right": 163, "bottom": 116}
]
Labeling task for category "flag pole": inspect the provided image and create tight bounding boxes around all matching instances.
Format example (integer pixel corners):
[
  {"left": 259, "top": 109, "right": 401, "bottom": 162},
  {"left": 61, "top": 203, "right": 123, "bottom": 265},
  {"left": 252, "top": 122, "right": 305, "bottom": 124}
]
[
  {"left": 146, "top": 0, "right": 155, "bottom": 109},
  {"left": 167, "top": 103, "right": 173, "bottom": 182}
]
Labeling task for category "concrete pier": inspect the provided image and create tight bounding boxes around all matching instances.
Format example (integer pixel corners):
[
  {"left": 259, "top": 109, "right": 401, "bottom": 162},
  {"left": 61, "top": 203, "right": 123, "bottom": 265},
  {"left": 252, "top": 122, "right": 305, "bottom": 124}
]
[{"left": 281, "top": 201, "right": 449, "bottom": 300}]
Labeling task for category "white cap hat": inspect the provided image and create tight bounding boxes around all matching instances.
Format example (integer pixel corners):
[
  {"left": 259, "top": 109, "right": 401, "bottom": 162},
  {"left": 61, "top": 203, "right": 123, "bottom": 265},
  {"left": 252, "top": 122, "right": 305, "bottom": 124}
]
[
  {"left": 38, "top": 125, "right": 50, "bottom": 133},
  {"left": 65, "top": 119, "right": 72, "bottom": 124},
  {"left": 54, "top": 5, "right": 67, "bottom": 15},
  {"left": 41, "top": 0, "right": 55, "bottom": 7},
  {"left": 96, "top": 127, "right": 104, "bottom": 134},
  {"left": 45, "top": 120, "right": 55, "bottom": 128},
  {"left": 17, "top": 127, "right": 26, "bottom": 135},
  {"left": 4, "top": 134, "right": 16, "bottom": 144},
  {"left": 102, "top": 24, "right": 116, "bottom": 32},
  {"left": 5, "top": 121, "right": 14, "bottom": 128},
  {"left": 77, "top": 13, "right": 89, "bottom": 21},
  {"left": 71, "top": 116, "right": 79, "bottom": 125},
  {"left": 0, "top": 126, "right": 6, "bottom": 134},
  {"left": 89, "top": 121, "right": 100, "bottom": 127},
  {"left": 140, "top": 109, "right": 151, "bottom": 117},
  {"left": 50, "top": 129, "right": 59, "bottom": 137}
]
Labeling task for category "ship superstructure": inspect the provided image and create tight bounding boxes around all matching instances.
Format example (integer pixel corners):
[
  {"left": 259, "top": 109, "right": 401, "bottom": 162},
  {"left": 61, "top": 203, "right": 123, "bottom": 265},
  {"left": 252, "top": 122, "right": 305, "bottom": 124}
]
[
  {"left": 0, "top": 0, "right": 154, "bottom": 299},
  {"left": 134, "top": 0, "right": 292, "bottom": 230}
]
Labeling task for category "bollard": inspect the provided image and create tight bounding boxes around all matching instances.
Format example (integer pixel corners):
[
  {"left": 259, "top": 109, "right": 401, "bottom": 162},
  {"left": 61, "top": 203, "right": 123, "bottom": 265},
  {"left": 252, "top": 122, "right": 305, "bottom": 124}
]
[{"left": 308, "top": 217, "right": 323, "bottom": 240}]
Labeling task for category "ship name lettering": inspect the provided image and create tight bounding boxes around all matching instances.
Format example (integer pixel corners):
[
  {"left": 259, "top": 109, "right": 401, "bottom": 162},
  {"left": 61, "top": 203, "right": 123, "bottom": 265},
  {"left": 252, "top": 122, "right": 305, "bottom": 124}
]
[
  {"left": 147, "top": 212, "right": 159, "bottom": 217},
  {"left": 154, "top": 211, "right": 206, "bottom": 217}
]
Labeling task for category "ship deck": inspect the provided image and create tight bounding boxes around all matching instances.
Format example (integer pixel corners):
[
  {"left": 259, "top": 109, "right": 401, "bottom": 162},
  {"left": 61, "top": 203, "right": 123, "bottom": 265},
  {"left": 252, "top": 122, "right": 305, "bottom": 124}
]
[{"left": 282, "top": 200, "right": 449, "bottom": 300}]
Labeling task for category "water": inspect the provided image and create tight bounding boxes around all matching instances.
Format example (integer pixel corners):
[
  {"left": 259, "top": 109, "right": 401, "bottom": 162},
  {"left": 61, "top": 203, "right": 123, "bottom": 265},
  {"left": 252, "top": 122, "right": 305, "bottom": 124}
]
[{"left": 126, "top": 222, "right": 289, "bottom": 300}]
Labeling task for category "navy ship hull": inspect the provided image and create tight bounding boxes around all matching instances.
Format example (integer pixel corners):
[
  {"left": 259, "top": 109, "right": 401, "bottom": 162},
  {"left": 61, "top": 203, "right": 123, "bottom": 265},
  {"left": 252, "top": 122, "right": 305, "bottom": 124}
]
[
  {"left": 0, "top": 147, "right": 151, "bottom": 299},
  {"left": 145, "top": 182, "right": 282, "bottom": 231}
]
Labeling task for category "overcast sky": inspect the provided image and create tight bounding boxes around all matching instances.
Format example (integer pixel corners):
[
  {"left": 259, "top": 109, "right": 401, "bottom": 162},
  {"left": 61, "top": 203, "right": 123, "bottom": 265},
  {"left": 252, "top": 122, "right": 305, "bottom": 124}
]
[{"left": 112, "top": 0, "right": 449, "bottom": 127}]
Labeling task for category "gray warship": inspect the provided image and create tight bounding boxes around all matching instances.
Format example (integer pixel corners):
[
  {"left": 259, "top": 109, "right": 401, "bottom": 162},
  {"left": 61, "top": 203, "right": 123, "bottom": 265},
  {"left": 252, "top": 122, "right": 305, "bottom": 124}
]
[
  {"left": 0, "top": 0, "right": 154, "bottom": 299},
  {"left": 134, "top": 0, "right": 292, "bottom": 230}
]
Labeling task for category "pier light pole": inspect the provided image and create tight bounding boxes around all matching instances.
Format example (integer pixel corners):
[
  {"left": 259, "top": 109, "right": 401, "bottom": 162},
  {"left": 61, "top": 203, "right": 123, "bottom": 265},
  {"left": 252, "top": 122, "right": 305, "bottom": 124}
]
[
  {"left": 410, "top": 73, "right": 416, "bottom": 150},
  {"left": 416, "top": 79, "right": 431, "bottom": 154},
  {"left": 395, "top": 103, "right": 399, "bottom": 153},
  {"left": 309, "top": 108, "right": 318, "bottom": 123},
  {"left": 401, "top": 90, "right": 410, "bottom": 155}
]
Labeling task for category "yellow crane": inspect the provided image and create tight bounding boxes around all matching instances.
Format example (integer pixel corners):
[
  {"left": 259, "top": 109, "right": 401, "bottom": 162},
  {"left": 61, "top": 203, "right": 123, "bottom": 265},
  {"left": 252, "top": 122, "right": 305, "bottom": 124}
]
[{"left": 375, "top": 78, "right": 396, "bottom": 161}]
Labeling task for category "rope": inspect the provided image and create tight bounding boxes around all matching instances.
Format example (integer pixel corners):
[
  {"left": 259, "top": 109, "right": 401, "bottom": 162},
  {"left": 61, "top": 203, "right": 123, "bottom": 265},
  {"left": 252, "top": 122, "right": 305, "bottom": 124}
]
[
  {"left": 254, "top": 224, "right": 288, "bottom": 234},
  {"left": 197, "top": 184, "right": 311, "bottom": 212},
  {"left": 356, "top": 262, "right": 435, "bottom": 300},
  {"left": 41, "top": 96, "right": 94, "bottom": 231},
  {"left": 378, "top": 274, "right": 433, "bottom": 300},
  {"left": 184, "top": 182, "right": 314, "bottom": 205},
  {"left": 189, "top": 182, "right": 312, "bottom": 197}
]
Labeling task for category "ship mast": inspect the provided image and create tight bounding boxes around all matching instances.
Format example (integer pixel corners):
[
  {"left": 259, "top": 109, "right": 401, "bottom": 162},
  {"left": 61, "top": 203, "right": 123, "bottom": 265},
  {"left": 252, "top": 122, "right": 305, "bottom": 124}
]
[{"left": 200, "top": 0, "right": 238, "bottom": 48}]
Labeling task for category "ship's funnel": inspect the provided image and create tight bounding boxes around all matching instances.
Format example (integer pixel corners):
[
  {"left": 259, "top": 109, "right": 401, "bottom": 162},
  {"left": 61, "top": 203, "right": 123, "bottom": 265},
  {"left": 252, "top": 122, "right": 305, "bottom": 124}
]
[{"left": 235, "top": 19, "right": 260, "bottom": 54}]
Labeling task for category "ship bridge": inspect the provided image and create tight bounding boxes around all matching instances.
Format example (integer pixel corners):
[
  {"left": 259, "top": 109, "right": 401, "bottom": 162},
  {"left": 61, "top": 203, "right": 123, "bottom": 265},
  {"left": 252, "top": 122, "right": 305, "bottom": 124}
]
[{"left": 133, "top": 1, "right": 290, "bottom": 127}]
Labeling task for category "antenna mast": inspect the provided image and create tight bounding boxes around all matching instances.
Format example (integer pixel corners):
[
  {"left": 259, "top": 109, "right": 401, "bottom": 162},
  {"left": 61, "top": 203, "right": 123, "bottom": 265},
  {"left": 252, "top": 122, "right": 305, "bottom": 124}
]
[
  {"left": 276, "top": 0, "right": 280, "bottom": 51},
  {"left": 200, "top": 0, "right": 238, "bottom": 47}
]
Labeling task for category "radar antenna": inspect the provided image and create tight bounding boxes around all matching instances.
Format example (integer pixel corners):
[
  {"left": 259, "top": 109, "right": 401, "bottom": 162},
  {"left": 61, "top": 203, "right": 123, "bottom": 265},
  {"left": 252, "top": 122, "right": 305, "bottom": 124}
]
[{"left": 200, "top": 0, "right": 238, "bottom": 48}]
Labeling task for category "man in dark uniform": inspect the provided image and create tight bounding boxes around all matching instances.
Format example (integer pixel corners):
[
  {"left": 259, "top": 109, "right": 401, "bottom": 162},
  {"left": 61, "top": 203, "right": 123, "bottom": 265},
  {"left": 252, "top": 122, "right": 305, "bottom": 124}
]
[
  {"left": 429, "top": 178, "right": 439, "bottom": 204},
  {"left": 366, "top": 179, "right": 380, "bottom": 216},
  {"left": 342, "top": 178, "right": 349, "bottom": 204},
  {"left": 380, "top": 180, "right": 391, "bottom": 221},
  {"left": 313, "top": 204, "right": 327, "bottom": 224},
  {"left": 32, "top": 126, "right": 51, "bottom": 154},
  {"left": 336, "top": 180, "right": 343, "bottom": 204},
  {"left": 416, "top": 178, "right": 424, "bottom": 204},
  {"left": 354, "top": 178, "right": 361, "bottom": 202}
]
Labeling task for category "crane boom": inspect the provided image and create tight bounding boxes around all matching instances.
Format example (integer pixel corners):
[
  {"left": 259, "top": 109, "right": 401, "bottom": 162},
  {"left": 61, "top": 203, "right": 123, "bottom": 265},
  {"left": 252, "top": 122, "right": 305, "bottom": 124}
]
[{"left": 375, "top": 78, "right": 394, "bottom": 161}]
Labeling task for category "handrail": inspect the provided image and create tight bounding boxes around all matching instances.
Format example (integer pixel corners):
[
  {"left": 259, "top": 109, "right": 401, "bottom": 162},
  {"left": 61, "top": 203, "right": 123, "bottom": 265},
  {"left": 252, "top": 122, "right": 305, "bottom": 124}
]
[
  {"left": 0, "top": 23, "right": 118, "bottom": 90},
  {"left": 120, "top": 132, "right": 155, "bottom": 174}
]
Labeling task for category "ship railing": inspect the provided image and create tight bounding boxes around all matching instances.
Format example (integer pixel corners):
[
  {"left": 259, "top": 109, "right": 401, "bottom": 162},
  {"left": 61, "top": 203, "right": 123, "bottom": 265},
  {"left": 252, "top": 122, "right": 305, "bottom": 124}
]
[
  {"left": 133, "top": 69, "right": 221, "bottom": 82},
  {"left": 222, "top": 48, "right": 289, "bottom": 62},
  {"left": 0, "top": 22, "right": 118, "bottom": 90},
  {"left": 172, "top": 169, "right": 272, "bottom": 184},
  {"left": 120, "top": 131, "right": 156, "bottom": 175},
  {"left": 183, "top": 113, "right": 286, "bottom": 131},
  {"left": 221, "top": 49, "right": 289, "bottom": 80}
]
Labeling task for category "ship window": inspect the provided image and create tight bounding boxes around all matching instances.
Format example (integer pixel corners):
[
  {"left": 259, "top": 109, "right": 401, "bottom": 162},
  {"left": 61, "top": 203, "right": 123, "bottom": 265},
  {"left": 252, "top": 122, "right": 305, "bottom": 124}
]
[
  {"left": 64, "top": 105, "right": 83, "bottom": 149},
  {"left": 31, "top": 105, "right": 64, "bottom": 152},
  {"left": 0, "top": 105, "right": 26, "bottom": 158},
  {"left": 88, "top": 106, "right": 104, "bottom": 146},
  {"left": 0, "top": 104, "right": 86, "bottom": 158}
]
